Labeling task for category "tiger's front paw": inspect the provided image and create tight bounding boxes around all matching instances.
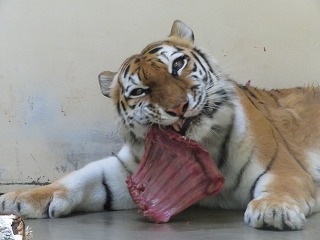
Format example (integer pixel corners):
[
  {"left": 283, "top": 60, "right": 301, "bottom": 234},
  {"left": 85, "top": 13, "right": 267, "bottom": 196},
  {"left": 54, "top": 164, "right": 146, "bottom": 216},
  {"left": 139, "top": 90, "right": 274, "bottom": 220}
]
[
  {"left": 244, "top": 197, "right": 306, "bottom": 230},
  {"left": 0, "top": 184, "right": 72, "bottom": 218}
]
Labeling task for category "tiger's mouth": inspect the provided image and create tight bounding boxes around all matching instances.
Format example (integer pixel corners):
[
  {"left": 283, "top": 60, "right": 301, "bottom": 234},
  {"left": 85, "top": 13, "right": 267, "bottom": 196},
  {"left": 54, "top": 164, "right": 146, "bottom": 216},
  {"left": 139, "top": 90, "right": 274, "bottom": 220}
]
[{"left": 170, "top": 117, "right": 194, "bottom": 135}]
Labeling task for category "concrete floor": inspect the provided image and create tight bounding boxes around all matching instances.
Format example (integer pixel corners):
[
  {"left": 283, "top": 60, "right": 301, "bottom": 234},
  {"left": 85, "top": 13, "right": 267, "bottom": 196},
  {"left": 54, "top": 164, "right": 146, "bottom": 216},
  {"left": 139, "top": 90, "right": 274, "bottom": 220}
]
[{"left": 26, "top": 207, "right": 320, "bottom": 240}]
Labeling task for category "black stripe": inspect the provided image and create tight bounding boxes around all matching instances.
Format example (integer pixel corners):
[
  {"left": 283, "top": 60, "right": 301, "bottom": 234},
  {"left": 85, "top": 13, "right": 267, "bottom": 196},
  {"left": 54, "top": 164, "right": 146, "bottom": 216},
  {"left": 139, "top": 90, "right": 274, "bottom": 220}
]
[
  {"left": 159, "top": 51, "right": 169, "bottom": 61},
  {"left": 134, "top": 157, "right": 140, "bottom": 164},
  {"left": 141, "top": 68, "right": 148, "bottom": 80},
  {"left": 217, "top": 115, "right": 234, "bottom": 169},
  {"left": 157, "top": 58, "right": 164, "bottom": 64},
  {"left": 249, "top": 144, "right": 278, "bottom": 200},
  {"left": 137, "top": 69, "right": 143, "bottom": 82},
  {"left": 150, "top": 61, "right": 161, "bottom": 70},
  {"left": 129, "top": 76, "right": 139, "bottom": 85},
  {"left": 193, "top": 48, "right": 221, "bottom": 81},
  {"left": 192, "top": 63, "right": 197, "bottom": 72},
  {"left": 239, "top": 87, "right": 264, "bottom": 112},
  {"left": 191, "top": 52, "right": 207, "bottom": 76},
  {"left": 134, "top": 58, "right": 140, "bottom": 64},
  {"left": 45, "top": 200, "right": 52, "bottom": 218},
  {"left": 170, "top": 51, "right": 179, "bottom": 56},
  {"left": 102, "top": 176, "right": 113, "bottom": 211},
  {"left": 207, "top": 101, "right": 224, "bottom": 117},
  {"left": 128, "top": 104, "right": 136, "bottom": 110},
  {"left": 17, "top": 202, "right": 21, "bottom": 213},
  {"left": 113, "top": 153, "right": 133, "bottom": 175},
  {"left": 193, "top": 48, "right": 214, "bottom": 73},
  {"left": 243, "top": 89, "right": 272, "bottom": 118},
  {"left": 116, "top": 106, "right": 126, "bottom": 125},
  {"left": 120, "top": 101, "right": 127, "bottom": 114},
  {"left": 231, "top": 147, "right": 255, "bottom": 190},
  {"left": 192, "top": 95, "right": 205, "bottom": 112},
  {"left": 238, "top": 84, "right": 248, "bottom": 90},
  {"left": 207, "top": 72, "right": 215, "bottom": 85},
  {"left": 251, "top": 88, "right": 280, "bottom": 109},
  {"left": 148, "top": 47, "right": 163, "bottom": 54},
  {"left": 249, "top": 88, "right": 276, "bottom": 114},
  {"left": 246, "top": 88, "right": 260, "bottom": 101},
  {"left": 190, "top": 84, "right": 200, "bottom": 92},
  {"left": 129, "top": 131, "right": 143, "bottom": 146},
  {"left": 124, "top": 65, "right": 130, "bottom": 78},
  {"left": 203, "top": 90, "right": 230, "bottom": 117},
  {"left": 133, "top": 66, "right": 140, "bottom": 74},
  {"left": 175, "top": 47, "right": 184, "bottom": 52},
  {"left": 141, "top": 42, "right": 164, "bottom": 54}
]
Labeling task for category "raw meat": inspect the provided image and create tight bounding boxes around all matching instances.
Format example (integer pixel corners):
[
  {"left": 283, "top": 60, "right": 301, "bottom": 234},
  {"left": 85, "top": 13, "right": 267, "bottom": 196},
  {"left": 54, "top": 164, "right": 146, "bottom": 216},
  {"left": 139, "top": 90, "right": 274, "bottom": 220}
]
[{"left": 126, "top": 126, "right": 224, "bottom": 223}]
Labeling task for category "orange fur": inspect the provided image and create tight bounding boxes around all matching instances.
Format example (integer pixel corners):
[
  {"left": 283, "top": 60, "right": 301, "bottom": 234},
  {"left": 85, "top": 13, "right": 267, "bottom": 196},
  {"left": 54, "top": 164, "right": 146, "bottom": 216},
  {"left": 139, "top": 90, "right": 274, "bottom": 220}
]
[{"left": 238, "top": 86, "right": 320, "bottom": 218}]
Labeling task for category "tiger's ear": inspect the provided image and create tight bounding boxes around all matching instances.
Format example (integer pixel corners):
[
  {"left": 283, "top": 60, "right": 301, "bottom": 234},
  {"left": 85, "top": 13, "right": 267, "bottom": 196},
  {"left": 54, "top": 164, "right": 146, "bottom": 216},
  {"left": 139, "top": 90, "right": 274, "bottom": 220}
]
[
  {"left": 98, "top": 71, "right": 116, "bottom": 98},
  {"left": 169, "top": 20, "right": 194, "bottom": 43}
]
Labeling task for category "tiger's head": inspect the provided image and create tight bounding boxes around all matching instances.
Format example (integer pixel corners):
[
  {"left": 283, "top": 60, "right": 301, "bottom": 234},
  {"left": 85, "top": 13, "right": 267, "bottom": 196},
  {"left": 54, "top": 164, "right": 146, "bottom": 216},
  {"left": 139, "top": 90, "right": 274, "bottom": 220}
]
[{"left": 99, "top": 20, "right": 235, "bottom": 148}]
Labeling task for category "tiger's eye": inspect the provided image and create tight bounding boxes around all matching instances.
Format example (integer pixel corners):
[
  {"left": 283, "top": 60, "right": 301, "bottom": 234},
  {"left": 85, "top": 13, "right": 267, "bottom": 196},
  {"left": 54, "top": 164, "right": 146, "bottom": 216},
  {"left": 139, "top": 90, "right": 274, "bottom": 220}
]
[
  {"left": 172, "top": 56, "right": 187, "bottom": 76},
  {"left": 129, "top": 88, "right": 149, "bottom": 98},
  {"left": 131, "top": 88, "right": 144, "bottom": 96},
  {"left": 173, "top": 59, "right": 184, "bottom": 70}
]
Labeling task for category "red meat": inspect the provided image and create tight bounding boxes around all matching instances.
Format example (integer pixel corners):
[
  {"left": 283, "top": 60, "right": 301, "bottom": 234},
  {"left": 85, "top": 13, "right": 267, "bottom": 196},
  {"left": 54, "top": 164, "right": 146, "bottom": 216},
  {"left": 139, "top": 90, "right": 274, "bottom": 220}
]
[{"left": 126, "top": 126, "right": 224, "bottom": 223}]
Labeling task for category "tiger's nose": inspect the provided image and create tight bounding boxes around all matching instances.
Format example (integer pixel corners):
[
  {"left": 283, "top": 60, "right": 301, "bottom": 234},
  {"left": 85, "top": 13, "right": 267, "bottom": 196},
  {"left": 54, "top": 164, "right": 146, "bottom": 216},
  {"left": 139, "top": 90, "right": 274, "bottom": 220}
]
[{"left": 166, "top": 100, "right": 189, "bottom": 116}]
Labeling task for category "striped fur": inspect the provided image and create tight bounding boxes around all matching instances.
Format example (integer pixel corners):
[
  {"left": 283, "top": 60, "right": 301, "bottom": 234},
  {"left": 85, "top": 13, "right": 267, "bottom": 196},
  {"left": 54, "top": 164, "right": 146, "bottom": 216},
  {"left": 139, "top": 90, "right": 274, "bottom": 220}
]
[{"left": 1, "top": 20, "right": 319, "bottom": 230}]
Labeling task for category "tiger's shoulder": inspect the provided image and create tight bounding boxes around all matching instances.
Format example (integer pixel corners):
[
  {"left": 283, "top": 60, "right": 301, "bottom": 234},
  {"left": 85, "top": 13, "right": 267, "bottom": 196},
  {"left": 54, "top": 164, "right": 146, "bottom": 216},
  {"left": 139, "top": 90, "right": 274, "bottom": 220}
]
[{"left": 234, "top": 83, "right": 320, "bottom": 159}]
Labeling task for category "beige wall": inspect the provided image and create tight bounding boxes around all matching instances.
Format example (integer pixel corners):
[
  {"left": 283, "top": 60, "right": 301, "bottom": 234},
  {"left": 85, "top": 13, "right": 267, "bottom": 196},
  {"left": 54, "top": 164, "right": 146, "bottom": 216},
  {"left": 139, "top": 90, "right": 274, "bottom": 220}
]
[{"left": 1, "top": 0, "right": 319, "bottom": 192}]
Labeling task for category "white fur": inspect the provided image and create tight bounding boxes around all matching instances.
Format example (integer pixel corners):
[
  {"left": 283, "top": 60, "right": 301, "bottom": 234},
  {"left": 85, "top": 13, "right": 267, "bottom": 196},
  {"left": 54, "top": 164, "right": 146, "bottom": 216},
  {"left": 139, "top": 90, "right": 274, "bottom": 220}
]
[{"left": 307, "top": 149, "right": 320, "bottom": 185}]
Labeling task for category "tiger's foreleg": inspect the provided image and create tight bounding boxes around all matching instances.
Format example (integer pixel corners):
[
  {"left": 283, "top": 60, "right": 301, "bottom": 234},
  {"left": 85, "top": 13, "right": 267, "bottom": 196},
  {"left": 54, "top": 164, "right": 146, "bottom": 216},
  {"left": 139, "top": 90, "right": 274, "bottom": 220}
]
[
  {"left": 244, "top": 162, "right": 318, "bottom": 230},
  {"left": 0, "top": 145, "right": 138, "bottom": 218}
]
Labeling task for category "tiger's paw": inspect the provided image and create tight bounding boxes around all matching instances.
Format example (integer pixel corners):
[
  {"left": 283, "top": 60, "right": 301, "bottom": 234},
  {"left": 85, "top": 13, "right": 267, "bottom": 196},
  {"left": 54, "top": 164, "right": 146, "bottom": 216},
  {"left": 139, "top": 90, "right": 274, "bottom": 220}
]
[
  {"left": 0, "top": 184, "right": 72, "bottom": 219},
  {"left": 244, "top": 197, "right": 306, "bottom": 230}
]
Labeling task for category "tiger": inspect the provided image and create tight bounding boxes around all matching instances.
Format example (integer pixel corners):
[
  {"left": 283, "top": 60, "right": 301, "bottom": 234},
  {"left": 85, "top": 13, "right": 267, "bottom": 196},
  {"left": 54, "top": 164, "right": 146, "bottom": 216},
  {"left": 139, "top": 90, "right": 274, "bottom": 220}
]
[{"left": 1, "top": 20, "right": 320, "bottom": 231}]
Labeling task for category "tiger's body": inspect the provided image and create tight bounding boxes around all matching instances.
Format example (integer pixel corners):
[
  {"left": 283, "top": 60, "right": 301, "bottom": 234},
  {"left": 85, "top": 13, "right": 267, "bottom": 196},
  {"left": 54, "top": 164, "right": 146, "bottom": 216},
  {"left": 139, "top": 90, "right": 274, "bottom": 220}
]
[{"left": 1, "top": 20, "right": 320, "bottom": 230}]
